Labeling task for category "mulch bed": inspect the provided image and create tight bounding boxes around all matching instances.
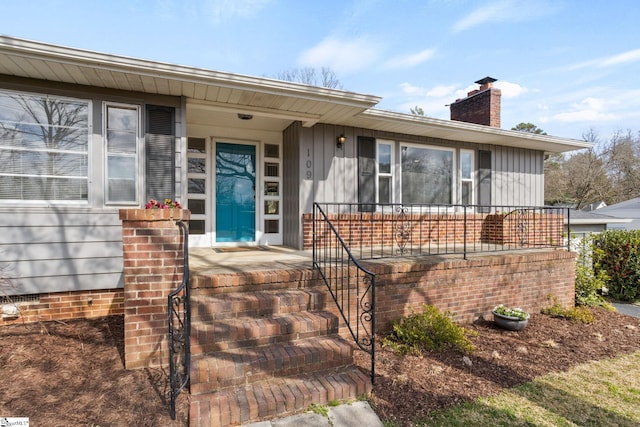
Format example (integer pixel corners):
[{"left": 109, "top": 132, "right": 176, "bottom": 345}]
[
  {"left": 1, "top": 308, "right": 639, "bottom": 426},
  {"left": 0, "top": 316, "right": 188, "bottom": 426},
  {"left": 356, "top": 307, "right": 640, "bottom": 426}
]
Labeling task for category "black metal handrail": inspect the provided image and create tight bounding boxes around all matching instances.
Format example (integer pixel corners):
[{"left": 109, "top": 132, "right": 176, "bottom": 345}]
[
  {"left": 168, "top": 221, "right": 190, "bottom": 420},
  {"left": 313, "top": 203, "right": 376, "bottom": 384},
  {"left": 313, "top": 203, "right": 570, "bottom": 260}
]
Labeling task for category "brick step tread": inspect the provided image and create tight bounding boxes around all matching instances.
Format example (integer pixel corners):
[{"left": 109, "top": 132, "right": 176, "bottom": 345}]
[
  {"left": 191, "top": 335, "right": 355, "bottom": 394},
  {"left": 189, "top": 366, "right": 372, "bottom": 427},
  {"left": 190, "top": 268, "right": 322, "bottom": 294},
  {"left": 191, "top": 310, "right": 339, "bottom": 355},
  {"left": 192, "top": 288, "right": 329, "bottom": 321}
]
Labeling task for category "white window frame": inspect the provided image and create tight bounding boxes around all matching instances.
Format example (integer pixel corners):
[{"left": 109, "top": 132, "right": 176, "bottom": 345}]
[
  {"left": 460, "top": 149, "right": 475, "bottom": 206},
  {"left": 186, "top": 137, "right": 209, "bottom": 246},
  {"left": 399, "top": 142, "right": 457, "bottom": 209},
  {"left": 376, "top": 139, "right": 394, "bottom": 205},
  {"left": 260, "top": 142, "right": 282, "bottom": 245},
  {"left": 0, "top": 89, "right": 91, "bottom": 205},
  {"left": 103, "top": 102, "right": 141, "bottom": 205}
]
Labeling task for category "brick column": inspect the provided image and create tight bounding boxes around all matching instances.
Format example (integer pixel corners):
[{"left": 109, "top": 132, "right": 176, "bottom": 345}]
[{"left": 119, "top": 208, "right": 190, "bottom": 369}]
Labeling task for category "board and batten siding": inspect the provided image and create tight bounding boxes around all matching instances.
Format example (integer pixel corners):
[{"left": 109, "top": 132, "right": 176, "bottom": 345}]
[
  {"left": 284, "top": 122, "right": 545, "bottom": 249},
  {"left": 0, "top": 208, "right": 124, "bottom": 295},
  {"left": 487, "top": 145, "right": 544, "bottom": 207}
]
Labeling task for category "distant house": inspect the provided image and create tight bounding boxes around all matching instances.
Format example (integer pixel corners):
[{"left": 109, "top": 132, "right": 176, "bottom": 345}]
[
  {"left": 0, "top": 36, "right": 591, "bottom": 298},
  {"left": 566, "top": 209, "right": 632, "bottom": 244},
  {"left": 594, "top": 197, "right": 640, "bottom": 230},
  {"left": 582, "top": 201, "right": 607, "bottom": 211}
]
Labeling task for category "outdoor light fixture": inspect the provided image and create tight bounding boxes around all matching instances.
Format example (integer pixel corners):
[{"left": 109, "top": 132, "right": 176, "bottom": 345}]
[
  {"left": 237, "top": 113, "right": 253, "bottom": 120},
  {"left": 336, "top": 134, "right": 346, "bottom": 148}
]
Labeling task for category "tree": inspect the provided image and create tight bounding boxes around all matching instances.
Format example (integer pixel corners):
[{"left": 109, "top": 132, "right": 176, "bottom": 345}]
[
  {"left": 410, "top": 106, "right": 425, "bottom": 116},
  {"left": 273, "top": 67, "right": 342, "bottom": 89},
  {"left": 602, "top": 130, "right": 640, "bottom": 203},
  {"left": 543, "top": 152, "right": 568, "bottom": 205},
  {"left": 563, "top": 149, "right": 611, "bottom": 209},
  {"left": 511, "top": 122, "right": 547, "bottom": 135}
]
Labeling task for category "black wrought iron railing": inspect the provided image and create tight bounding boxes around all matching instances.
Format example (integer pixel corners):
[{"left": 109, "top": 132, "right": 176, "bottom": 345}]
[
  {"left": 313, "top": 203, "right": 376, "bottom": 384},
  {"left": 168, "top": 221, "right": 191, "bottom": 420},
  {"left": 312, "top": 203, "right": 570, "bottom": 261}
]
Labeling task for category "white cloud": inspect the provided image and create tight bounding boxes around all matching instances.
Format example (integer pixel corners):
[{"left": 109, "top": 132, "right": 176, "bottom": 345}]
[
  {"left": 394, "top": 82, "right": 462, "bottom": 118},
  {"left": 384, "top": 48, "right": 436, "bottom": 69},
  {"left": 298, "top": 36, "right": 382, "bottom": 75},
  {"left": 427, "top": 84, "right": 457, "bottom": 98},
  {"left": 547, "top": 97, "right": 617, "bottom": 123},
  {"left": 565, "top": 48, "right": 640, "bottom": 71},
  {"left": 399, "top": 82, "right": 424, "bottom": 95},
  {"left": 494, "top": 81, "right": 528, "bottom": 98},
  {"left": 599, "top": 48, "right": 640, "bottom": 67},
  {"left": 452, "top": 0, "right": 558, "bottom": 33},
  {"left": 205, "top": 0, "right": 273, "bottom": 24}
]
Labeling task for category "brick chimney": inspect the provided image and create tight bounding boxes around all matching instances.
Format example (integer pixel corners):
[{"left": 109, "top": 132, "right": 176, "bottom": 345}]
[{"left": 450, "top": 77, "right": 501, "bottom": 127}]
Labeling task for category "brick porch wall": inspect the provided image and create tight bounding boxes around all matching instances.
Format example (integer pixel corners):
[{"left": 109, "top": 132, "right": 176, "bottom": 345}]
[
  {"left": 302, "top": 212, "right": 564, "bottom": 250},
  {"left": 367, "top": 250, "right": 576, "bottom": 328},
  {"left": 120, "top": 208, "right": 190, "bottom": 369}
]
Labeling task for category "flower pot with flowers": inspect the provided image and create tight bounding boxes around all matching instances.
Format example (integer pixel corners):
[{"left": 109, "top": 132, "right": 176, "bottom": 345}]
[
  {"left": 145, "top": 198, "right": 182, "bottom": 209},
  {"left": 492, "top": 304, "right": 530, "bottom": 331}
]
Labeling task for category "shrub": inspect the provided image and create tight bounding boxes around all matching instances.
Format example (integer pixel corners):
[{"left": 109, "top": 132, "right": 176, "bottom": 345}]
[
  {"left": 541, "top": 300, "right": 595, "bottom": 324},
  {"left": 574, "top": 234, "right": 611, "bottom": 307},
  {"left": 594, "top": 230, "right": 640, "bottom": 302},
  {"left": 383, "top": 304, "right": 476, "bottom": 355}
]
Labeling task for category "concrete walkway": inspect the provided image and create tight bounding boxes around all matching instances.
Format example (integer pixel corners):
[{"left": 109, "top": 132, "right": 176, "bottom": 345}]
[
  {"left": 244, "top": 401, "right": 383, "bottom": 427},
  {"left": 612, "top": 302, "right": 640, "bottom": 318}
]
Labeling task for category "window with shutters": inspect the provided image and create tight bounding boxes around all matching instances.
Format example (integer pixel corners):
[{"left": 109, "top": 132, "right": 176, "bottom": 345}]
[
  {"left": 105, "top": 103, "right": 140, "bottom": 204},
  {"left": 145, "top": 105, "right": 175, "bottom": 203},
  {"left": 0, "top": 89, "right": 90, "bottom": 202},
  {"left": 358, "top": 136, "right": 376, "bottom": 212},
  {"left": 478, "top": 150, "right": 492, "bottom": 210}
]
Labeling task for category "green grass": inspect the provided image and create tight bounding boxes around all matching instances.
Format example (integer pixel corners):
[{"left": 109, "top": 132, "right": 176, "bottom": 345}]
[{"left": 404, "top": 351, "right": 640, "bottom": 426}]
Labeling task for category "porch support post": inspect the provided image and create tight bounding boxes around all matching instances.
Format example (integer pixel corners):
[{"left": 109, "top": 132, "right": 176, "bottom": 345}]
[{"left": 119, "top": 208, "right": 190, "bottom": 369}]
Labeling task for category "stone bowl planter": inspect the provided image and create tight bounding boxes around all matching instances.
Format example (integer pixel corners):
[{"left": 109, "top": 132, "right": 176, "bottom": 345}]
[{"left": 493, "top": 311, "right": 529, "bottom": 331}]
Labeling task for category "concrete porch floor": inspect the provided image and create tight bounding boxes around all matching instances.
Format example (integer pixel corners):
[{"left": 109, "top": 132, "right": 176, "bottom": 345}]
[
  {"left": 187, "top": 244, "right": 555, "bottom": 276},
  {"left": 188, "top": 246, "right": 314, "bottom": 275}
]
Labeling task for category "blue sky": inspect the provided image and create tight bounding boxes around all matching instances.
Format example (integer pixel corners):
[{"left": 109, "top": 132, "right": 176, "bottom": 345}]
[{"left": 1, "top": 0, "right": 639, "bottom": 141}]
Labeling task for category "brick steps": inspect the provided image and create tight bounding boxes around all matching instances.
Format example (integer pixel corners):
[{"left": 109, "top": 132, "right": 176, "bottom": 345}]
[
  {"left": 189, "top": 366, "right": 372, "bottom": 427},
  {"left": 188, "top": 282, "right": 372, "bottom": 426},
  {"left": 191, "top": 335, "right": 354, "bottom": 394},
  {"left": 191, "top": 311, "right": 339, "bottom": 354},
  {"left": 192, "top": 288, "right": 329, "bottom": 322}
]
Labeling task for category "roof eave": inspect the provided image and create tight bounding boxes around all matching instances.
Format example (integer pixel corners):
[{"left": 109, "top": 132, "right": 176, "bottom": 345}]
[
  {"left": 345, "top": 108, "right": 592, "bottom": 153},
  {"left": 0, "top": 35, "right": 381, "bottom": 109}
]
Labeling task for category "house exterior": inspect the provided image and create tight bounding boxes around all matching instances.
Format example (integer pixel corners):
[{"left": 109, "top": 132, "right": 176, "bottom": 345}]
[
  {"left": 593, "top": 197, "right": 640, "bottom": 230},
  {"left": 0, "top": 35, "right": 591, "bottom": 302}
]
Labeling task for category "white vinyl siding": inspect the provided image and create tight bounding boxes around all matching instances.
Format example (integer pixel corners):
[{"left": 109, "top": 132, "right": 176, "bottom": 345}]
[{"left": 0, "top": 89, "right": 90, "bottom": 203}]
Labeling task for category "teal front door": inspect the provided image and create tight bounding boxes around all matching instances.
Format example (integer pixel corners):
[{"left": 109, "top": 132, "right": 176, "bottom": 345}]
[{"left": 215, "top": 142, "right": 256, "bottom": 243}]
